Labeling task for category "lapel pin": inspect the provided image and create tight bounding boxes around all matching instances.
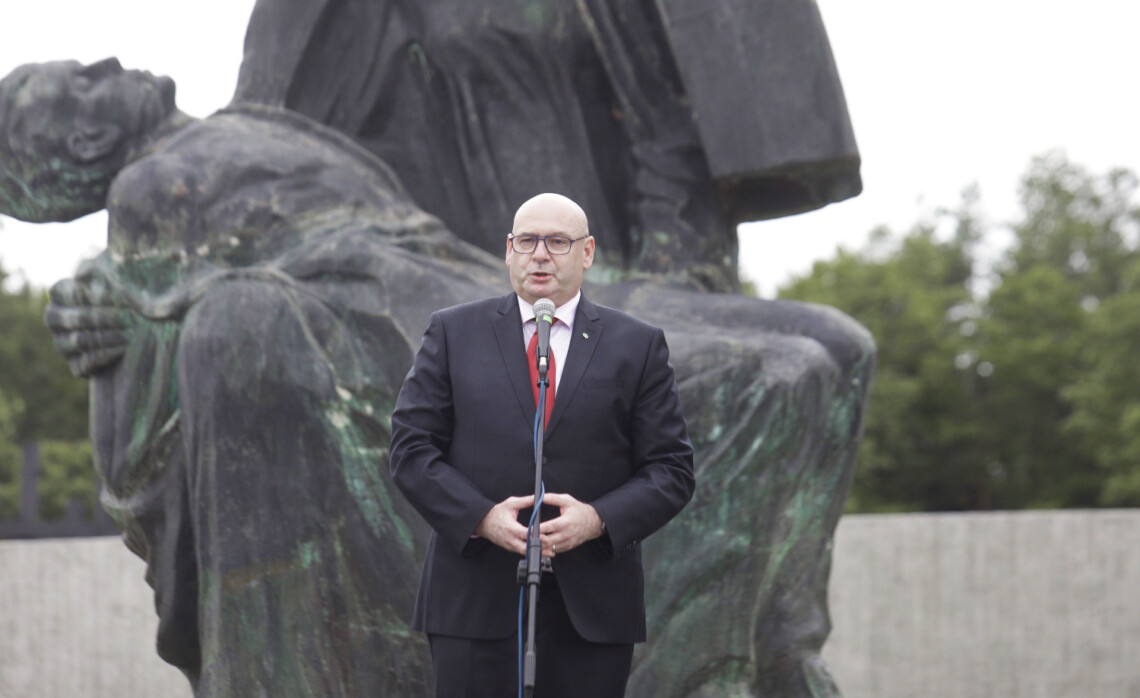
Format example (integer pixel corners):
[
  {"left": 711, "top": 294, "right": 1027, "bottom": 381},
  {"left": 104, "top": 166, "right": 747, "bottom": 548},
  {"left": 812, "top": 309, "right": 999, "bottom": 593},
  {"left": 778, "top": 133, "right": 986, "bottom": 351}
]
[{"left": 582, "top": 332, "right": 589, "bottom": 340}]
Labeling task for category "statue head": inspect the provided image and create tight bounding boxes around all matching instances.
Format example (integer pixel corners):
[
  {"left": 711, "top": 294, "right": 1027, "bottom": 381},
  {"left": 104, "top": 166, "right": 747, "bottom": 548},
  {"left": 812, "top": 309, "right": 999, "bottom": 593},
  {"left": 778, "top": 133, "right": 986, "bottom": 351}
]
[{"left": 0, "top": 58, "right": 178, "bottom": 222}]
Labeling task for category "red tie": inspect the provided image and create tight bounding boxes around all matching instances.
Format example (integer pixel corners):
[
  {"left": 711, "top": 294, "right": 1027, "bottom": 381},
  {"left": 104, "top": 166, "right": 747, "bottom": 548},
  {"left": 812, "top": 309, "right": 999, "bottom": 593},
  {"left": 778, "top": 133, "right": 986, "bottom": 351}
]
[{"left": 527, "top": 329, "right": 556, "bottom": 427}]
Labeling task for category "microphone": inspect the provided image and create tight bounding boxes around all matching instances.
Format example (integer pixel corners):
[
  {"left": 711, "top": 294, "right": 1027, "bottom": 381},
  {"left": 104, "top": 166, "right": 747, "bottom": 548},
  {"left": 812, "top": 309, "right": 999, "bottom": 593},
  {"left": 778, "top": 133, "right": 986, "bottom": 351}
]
[{"left": 533, "top": 298, "right": 556, "bottom": 379}]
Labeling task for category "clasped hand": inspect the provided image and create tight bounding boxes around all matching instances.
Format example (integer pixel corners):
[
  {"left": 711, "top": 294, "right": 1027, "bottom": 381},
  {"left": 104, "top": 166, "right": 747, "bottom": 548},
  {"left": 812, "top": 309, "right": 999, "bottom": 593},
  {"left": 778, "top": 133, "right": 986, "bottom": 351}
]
[
  {"left": 44, "top": 262, "right": 134, "bottom": 378},
  {"left": 475, "top": 492, "right": 604, "bottom": 557}
]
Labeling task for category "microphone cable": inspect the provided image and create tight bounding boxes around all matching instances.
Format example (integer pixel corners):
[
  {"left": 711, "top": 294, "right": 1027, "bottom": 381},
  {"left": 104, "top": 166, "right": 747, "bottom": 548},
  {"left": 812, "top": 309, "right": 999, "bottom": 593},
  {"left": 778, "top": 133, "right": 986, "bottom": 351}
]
[{"left": 518, "top": 382, "right": 549, "bottom": 698}]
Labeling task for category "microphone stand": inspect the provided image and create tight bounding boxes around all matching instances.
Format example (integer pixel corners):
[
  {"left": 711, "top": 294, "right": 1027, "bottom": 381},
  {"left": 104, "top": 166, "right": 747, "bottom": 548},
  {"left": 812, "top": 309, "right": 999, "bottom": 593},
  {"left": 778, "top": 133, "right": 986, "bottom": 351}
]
[{"left": 519, "top": 354, "right": 552, "bottom": 698}]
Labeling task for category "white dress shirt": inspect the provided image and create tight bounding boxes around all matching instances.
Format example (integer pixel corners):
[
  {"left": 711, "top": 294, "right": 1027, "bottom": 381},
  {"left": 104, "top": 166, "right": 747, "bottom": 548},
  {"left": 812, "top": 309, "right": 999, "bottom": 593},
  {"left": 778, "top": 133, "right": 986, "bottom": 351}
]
[{"left": 517, "top": 291, "right": 580, "bottom": 389}]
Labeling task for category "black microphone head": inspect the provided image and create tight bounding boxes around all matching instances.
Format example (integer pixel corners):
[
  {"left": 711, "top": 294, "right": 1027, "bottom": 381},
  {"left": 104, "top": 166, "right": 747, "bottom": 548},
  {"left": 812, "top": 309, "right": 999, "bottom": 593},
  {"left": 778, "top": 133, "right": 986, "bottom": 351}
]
[{"left": 533, "top": 298, "right": 556, "bottom": 323}]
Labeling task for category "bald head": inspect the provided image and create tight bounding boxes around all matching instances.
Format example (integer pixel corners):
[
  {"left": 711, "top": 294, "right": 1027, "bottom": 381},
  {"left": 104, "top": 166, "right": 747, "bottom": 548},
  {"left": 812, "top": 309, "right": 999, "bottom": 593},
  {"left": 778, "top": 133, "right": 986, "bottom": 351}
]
[
  {"left": 506, "top": 193, "right": 595, "bottom": 307},
  {"left": 512, "top": 193, "right": 589, "bottom": 239}
]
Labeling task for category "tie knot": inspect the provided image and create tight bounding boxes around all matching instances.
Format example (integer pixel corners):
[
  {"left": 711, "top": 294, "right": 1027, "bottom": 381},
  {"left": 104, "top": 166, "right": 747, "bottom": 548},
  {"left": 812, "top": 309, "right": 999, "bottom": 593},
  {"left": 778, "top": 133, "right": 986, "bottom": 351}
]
[{"left": 526, "top": 321, "right": 557, "bottom": 427}]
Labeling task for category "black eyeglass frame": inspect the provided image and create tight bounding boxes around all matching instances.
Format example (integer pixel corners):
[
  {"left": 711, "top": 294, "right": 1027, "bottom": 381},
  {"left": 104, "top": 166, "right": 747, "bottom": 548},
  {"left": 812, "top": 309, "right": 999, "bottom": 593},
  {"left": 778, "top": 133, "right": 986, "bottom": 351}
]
[{"left": 507, "top": 234, "right": 590, "bottom": 255}]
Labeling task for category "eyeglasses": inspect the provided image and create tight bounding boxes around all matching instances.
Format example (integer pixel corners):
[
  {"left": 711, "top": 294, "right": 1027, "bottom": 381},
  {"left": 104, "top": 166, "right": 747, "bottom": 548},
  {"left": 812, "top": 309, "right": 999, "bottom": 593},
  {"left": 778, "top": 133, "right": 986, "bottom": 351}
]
[{"left": 508, "top": 234, "right": 588, "bottom": 255}]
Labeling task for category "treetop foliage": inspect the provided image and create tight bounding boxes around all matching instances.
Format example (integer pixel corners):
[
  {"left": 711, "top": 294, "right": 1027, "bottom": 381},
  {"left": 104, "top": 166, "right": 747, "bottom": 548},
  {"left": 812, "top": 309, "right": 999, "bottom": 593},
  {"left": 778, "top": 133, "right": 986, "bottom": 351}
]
[{"left": 779, "top": 151, "right": 1140, "bottom": 512}]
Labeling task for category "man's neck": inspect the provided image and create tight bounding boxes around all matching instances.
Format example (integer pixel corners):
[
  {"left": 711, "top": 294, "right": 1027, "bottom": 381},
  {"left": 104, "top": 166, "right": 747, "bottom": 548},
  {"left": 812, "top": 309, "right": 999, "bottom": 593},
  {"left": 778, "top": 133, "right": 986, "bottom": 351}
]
[{"left": 517, "top": 291, "right": 581, "bottom": 330}]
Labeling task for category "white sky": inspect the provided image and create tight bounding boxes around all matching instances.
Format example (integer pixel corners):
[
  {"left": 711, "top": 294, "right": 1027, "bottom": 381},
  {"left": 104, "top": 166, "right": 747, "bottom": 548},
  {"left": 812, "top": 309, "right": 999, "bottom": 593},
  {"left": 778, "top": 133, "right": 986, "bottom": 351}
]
[{"left": 1, "top": 0, "right": 1138, "bottom": 296}]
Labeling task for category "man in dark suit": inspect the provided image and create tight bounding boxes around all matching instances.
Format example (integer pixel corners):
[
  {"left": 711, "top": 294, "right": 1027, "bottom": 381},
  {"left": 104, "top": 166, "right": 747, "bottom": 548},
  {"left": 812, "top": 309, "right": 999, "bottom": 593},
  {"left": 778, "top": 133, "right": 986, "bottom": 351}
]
[{"left": 389, "top": 192, "right": 696, "bottom": 697}]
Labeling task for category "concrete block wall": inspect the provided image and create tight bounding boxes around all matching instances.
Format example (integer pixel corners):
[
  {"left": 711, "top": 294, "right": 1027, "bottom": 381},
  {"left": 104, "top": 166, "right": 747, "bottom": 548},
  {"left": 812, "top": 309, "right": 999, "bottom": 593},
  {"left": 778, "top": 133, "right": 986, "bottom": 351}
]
[
  {"left": 0, "top": 537, "right": 190, "bottom": 697},
  {"left": 2, "top": 510, "right": 1138, "bottom": 697},
  {"left": 822, "top": 510, "right": 1140, "bottom": 698}
]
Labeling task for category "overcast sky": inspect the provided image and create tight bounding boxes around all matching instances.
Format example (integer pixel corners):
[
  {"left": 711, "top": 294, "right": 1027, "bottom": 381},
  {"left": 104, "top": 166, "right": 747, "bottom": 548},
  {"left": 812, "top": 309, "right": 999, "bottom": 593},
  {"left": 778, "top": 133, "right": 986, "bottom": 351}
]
[{"left": 1, "top": 0, "right": 1137, "bottom": 296}]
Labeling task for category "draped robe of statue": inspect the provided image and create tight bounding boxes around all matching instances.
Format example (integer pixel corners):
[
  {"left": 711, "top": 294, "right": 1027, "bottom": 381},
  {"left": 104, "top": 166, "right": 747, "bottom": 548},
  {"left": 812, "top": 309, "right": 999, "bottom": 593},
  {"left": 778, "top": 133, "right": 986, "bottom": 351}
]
[
  {"left": 233, "top": 0, "right": 862, "bottom": 293},
  {"left": 26, "top": 2, "right": 874, "bottom": 696}
]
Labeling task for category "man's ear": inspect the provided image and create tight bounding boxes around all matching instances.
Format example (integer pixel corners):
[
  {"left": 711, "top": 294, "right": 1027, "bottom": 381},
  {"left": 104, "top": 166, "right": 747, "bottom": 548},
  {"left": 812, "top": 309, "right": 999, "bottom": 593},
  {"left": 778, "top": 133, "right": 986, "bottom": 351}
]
[{"left": 66, "top": 123, "right": 122, "bottom": 163}]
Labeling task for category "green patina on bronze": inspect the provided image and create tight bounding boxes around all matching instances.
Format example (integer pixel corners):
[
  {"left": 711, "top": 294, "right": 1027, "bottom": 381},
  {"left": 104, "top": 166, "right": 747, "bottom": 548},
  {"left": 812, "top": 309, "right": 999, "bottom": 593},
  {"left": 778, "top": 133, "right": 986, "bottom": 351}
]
[{"left": 321, "top": 392, "right": 417, "bottom": 554}]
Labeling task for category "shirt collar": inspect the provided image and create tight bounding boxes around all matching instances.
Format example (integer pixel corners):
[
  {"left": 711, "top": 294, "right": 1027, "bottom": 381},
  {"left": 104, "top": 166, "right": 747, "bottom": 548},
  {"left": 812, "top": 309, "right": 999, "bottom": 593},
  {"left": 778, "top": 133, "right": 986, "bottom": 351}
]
[{"left": 517, "top": 291, "right": 581, "bottom": 331}]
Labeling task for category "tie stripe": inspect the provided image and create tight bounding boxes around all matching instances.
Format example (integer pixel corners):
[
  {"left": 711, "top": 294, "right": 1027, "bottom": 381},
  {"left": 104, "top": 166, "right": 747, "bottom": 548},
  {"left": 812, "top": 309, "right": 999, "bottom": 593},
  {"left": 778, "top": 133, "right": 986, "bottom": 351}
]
[{"left": 526, "top": 330, "right": 556, "bottom": 427}]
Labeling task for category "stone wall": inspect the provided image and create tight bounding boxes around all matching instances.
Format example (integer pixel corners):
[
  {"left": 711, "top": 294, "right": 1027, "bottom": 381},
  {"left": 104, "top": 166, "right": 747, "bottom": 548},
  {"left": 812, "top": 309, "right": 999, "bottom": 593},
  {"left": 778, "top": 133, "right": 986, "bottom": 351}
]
[
  {"left": 0, "top": 537, "right": 190, "bottom": 697},
  {"left": 2, "top": 510, "right": 1137, "bottom": 697},
  {"left": 823, "top": 510, "right": 1140, "bottom": 698}
]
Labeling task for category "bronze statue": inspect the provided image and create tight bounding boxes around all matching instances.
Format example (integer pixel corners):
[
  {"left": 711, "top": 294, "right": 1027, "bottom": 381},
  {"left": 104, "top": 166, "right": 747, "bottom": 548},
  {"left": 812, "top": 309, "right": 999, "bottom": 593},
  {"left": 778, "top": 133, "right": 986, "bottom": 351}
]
[{"left": 0, "top": 2, "right": 873, "bottom": 694}]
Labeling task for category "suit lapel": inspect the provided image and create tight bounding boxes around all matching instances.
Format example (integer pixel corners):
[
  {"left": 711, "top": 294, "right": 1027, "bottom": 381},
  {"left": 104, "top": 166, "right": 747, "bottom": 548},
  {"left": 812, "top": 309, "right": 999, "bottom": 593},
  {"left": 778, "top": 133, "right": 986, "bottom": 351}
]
[
  {"left": 546, "top": 296, "right": 602, "bottom": 434},
  {"left": 492, "top": 293, "right": 537, "bottom": 425}
]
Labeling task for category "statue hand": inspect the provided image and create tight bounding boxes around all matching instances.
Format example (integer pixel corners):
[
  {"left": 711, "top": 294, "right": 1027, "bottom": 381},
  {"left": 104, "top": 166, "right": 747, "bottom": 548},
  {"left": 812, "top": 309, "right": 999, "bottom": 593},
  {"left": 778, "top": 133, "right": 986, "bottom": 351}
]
[{"left": 45, "top": 264, "right": 134, "bottom": 378}]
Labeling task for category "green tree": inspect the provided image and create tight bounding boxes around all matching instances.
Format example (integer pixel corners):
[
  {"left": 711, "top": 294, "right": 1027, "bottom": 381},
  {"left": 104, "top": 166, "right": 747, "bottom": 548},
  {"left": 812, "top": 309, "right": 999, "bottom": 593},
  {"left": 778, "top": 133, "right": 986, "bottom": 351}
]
[
  {"left": 974, "top": 263, "right": 1093, "bottom": 506},
  {"left": 0, "top": 269, "right": 89, "bottom": 442},
  {"left": 982, "top": 152, "right": 1139, "bottom": 507},
  {"left": 1064, "top": 257, "right": 1140, "bottom": 506},
  {"left": 779, "top": 153, "right": 1139, "bottom": 512},
  {"left": 780, "top": 194, "right": 988, "bottom": 511},
  {"left": 36, "top": 440, "right": 97, "bottom": 519},
  {"left": 1011, "top": 152, "right": 1138, "bottom": 301},
  {"left": 0, "top": 262, "right": 94, "bottom": 521},
  {"left": 0, "top": 387, "right": 23, "bottom": 519}
]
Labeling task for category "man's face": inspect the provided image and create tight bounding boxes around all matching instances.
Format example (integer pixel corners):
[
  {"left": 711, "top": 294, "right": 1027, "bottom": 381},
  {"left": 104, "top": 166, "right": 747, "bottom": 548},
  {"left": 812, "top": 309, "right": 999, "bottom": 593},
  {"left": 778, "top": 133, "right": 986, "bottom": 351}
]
[
  {"left": 6, "top": 58, "right": 175, "bottom": 162},
  {"left": 506, "top": 198, "right": 594, "bottom": 307}
]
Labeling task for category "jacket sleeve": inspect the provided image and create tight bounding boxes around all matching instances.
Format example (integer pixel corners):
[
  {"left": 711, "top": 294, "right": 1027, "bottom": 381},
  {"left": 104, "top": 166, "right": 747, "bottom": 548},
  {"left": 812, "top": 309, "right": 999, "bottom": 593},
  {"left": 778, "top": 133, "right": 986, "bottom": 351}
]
[
  {"left": 389, "top": 312, "right": 497, "bottom": 553},
  {"left": 589, "top": 326, "right": 695, "bottom": 559}
]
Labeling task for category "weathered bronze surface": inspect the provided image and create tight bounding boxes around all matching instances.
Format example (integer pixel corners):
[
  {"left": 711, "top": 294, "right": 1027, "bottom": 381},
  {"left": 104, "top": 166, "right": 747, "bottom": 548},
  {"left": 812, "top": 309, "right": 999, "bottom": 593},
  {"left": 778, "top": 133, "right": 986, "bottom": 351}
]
[{"left": 0, "top": 2, "right": 873, "bottom": 694}]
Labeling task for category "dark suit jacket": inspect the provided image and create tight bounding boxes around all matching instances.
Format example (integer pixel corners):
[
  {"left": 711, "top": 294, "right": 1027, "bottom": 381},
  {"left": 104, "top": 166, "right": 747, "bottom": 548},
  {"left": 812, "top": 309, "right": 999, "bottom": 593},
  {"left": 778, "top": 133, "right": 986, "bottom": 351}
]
[{"left": 389, "top": 292, "right": 694, "bottom": 643}]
